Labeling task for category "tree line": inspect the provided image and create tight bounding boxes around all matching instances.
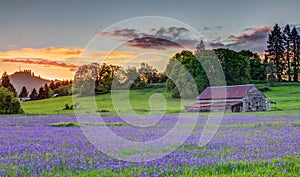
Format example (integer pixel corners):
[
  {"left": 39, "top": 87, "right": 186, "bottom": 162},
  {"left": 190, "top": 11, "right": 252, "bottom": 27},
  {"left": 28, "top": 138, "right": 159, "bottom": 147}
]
[
  {"left": 74, "top": 62, "right": 166, "bottom": 96},
  {"left": 19, "top": 80, "right": 73, "bottom": 100},
  {"left": 265, "top": 24, "right": 300, "bottom": 83}
]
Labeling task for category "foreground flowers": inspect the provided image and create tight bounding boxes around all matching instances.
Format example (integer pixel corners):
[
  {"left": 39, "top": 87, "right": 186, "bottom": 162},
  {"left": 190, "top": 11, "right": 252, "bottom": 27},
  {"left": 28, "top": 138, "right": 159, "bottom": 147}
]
[{"left": 0, "top": 114, "right": 299, "bottom": 176}]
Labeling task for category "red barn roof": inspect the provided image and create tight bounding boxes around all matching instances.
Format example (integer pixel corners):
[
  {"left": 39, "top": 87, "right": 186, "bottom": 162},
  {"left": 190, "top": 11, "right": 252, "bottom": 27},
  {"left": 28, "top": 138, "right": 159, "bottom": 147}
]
[{"left": 197, "top": 84, "right": 254, "bottom": 100}]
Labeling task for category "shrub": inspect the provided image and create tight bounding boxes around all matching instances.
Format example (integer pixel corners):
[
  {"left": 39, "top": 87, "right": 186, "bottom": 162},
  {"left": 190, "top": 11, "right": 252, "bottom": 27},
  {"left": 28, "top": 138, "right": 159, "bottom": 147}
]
[
  {"left": 0, "top": 87, "right": 23, "bottom": 114},
  {"left": 130, "top": 81, "right": 148, "bottom": 89},
  {"left": 63, "top": 102, "right": 80, "bottom": 110},
  {"left": 96, "top": 109, "right": 110, "bottom": 113},
  {"left": 258, "top": 86, "right": 271, "bottom": 92}
]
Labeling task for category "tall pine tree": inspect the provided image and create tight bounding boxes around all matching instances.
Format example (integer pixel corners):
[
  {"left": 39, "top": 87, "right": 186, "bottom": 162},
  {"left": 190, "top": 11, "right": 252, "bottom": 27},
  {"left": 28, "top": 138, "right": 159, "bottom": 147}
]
[
  {"left": 19, "top": 86, "right": 29, "bottom": 98},
  {"left": 38, "top": 87, "right": 45, "bottom": 99},
  {"left": 195, "top": 39, "right": 205, "bottom": 53},
  {"left": 29, "top": 88, "right": 38, "bottom": 100},
  {"left": 291, "top": 26, "right": 300, "bottom": 81},
  {"left": 265, "top": 24, "right": 285, "bottom": 81},
  {"left": 44, "top": 83, "right": 49, "bottom": 98},
  {"left": 283, "top": 24, "right": 292, "bottom": 81}
]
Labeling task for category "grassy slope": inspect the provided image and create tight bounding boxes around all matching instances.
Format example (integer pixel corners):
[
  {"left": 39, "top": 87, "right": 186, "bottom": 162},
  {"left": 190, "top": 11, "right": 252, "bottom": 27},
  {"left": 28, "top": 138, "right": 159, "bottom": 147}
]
[
  {"left": 21, "top": 82, "right": 300, "bottom": 115},
  {"left": 260, "top": 82, "right": 300, "bottom": 114}
]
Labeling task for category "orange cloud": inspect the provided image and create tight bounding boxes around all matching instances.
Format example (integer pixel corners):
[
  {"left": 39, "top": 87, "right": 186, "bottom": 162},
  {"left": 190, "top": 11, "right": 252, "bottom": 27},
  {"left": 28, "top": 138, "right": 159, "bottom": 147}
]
[
  {"left": 0, "top": 46, "right": 176, "bottom": 74},
  {"left": 79, "top": 50, "right": 139, "bottom": 65},
  {"left": 0, "top": 47, "right": 83, "bottom": 59},
  {"left": 253, "top": 26, "right": 272, "bottom": 33},
  {"left": 1, "top": 58, "right": 77, "bottom": 71},
  {"left": 229, "top": 26, "right": 272, "bottom": 40}
]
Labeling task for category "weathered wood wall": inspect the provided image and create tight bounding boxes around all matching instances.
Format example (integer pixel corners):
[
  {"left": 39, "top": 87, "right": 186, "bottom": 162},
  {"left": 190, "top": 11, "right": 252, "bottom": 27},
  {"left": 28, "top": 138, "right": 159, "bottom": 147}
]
[{"left": 242, "top": 86, "right": 266, "bottom": 112}]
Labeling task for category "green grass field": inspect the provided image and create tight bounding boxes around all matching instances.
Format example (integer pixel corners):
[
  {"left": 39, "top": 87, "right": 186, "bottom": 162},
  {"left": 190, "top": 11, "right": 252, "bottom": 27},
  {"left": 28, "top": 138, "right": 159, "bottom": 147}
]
[{"left": 21, "top": 82, "right": 300, "bottom": 115}]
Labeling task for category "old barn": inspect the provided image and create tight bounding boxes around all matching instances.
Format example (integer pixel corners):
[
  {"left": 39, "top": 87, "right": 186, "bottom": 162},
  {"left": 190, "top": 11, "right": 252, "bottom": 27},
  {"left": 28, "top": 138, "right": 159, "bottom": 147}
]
[{"left": 185, "top": 84, "right": 268, "bottom": 112}]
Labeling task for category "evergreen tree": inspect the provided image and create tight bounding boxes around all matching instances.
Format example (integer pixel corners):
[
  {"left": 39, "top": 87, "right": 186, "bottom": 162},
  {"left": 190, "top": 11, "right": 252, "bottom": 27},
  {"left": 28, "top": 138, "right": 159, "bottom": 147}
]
[
  {"left": 38, "top": 87, "right": 45, "bottom": 99},
  {"left": 283, "top": 24, "right": 292, "bottom": 81},
  {"left": 19, "top": 86, "right": 29, "bottom": 98},
  {"left": 55, "top": 82, "right": 61, "bottom": 89},
  {"left": 195, "top": 39, "right": 205, "bottom": 53},
  {"left": 267, "top": 61, "right": 276, "bottom": 87},
  {"left": 265, "top": 24, "right": 285, "bottom": 81},
  {"left": 291, "top": 26, "right": 300, "bottom": 81},
  {"left": 1, "top": 71, "right": 17, "bottom": 97},
  {"left": 29, "top": 88, "right": 38, "bottom": 100},
  {"left": 49, "top": 81, "right": 56, "bottom": 90},
  {"left": 263, "top": 54, "right": 269, "bottom": 80},
  {"left": 44, "top": 83, "right": 49, "bottom": 98}
]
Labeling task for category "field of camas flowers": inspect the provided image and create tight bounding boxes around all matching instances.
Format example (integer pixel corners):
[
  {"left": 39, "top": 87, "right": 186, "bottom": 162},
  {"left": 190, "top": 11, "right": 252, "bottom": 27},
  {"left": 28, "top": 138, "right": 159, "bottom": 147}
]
[{"left": 1, "top": 114, "right": 299, "bottom": 176}]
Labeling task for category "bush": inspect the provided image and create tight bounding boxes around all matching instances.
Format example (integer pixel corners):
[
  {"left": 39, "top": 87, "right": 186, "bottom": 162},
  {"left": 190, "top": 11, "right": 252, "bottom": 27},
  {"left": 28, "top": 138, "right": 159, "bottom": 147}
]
[
  {"left": 96, "top": 109, "right": 110, "bottom": 113},
  {"left": 65, "top": 103, "right": 70, "bottom": 110},
  {"left": 257, "top": 86, "right": 271, "bottom": 92},
  {"left": 49, "top": 122, "right": 79, "bottom": 127},
  {"left": 63, "top": 103, "right": 73, "bottom": 110},
  {"left": 130, "top": 81, "right": 148, "bottom": 89},
  {"left": 0, "top": 87, "right": 23, "bottom": 114},
  {"left": 63, "top": 102, "right": 80, "bottom": 110}
]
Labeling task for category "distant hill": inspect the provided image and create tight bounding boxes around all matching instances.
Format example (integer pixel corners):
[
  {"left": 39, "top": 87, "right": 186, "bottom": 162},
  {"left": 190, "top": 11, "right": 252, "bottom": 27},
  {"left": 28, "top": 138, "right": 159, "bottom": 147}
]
[{"left": 8, "top": 70, "right": 50, "bottom": 96}]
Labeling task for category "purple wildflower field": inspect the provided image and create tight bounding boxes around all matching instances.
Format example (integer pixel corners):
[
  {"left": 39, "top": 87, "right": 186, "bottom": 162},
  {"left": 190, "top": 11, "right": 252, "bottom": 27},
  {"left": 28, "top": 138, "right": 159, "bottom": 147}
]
[{"left": 0, "top": 114, "right": 300, "bottom": 176}]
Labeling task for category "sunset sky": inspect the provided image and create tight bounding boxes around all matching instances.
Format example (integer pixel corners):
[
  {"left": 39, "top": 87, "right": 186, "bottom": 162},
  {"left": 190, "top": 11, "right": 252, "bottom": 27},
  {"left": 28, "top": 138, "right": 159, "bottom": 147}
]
[{"left": 1, "top": 0, "right": 300, "bottom": 80}]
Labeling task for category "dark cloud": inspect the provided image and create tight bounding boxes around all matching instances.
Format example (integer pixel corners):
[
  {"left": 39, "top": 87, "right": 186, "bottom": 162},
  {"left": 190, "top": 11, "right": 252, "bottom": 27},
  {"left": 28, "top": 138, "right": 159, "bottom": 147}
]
[
  {"left": 243, "top": 27, "right": 254, "bottom": 32},
  {"left": 98, "top": 26, "right": 276, "bottom": 53},
  {"left": 229, "top": 26, "right": 271, "bottom": 42},
  {"left": 127, "top": 37, "right": 182, "bottom": 50},
  {"left": 212, "top": 36, "right": 222, "bottom": 42},
  {"left": 203, "top": 26, "right": 222, "bottom": 31},
  {"left": 98, "top": 27, "right": 197, "bottom": 50},
  {"left": 99, "top": 28, "right": 142, "bottom": 39},
  {"left": 209, "top": 42, "right": 225, "bottom": 48},
  {"left": 154, "top": 27, "right": 189, "bottom": 39},
  {"left": 209, "top": 26, "right": 272, "bottom": 54},
  {"left": 1, "top": 58, "right": 78, "bottom": 71},
  {"left": 226, "top": 26, "right": 271, "bottom": 53}
]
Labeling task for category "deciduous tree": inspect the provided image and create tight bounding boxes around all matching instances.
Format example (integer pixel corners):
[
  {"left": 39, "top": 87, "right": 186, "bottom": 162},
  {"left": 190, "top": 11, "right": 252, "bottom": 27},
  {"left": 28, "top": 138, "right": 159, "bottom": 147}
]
[
  {"left": 1, "top": 71, "right": 17, "bottom": 97},
  {"left": 0, "top": 87, "right": 23, "bottom": 114}
]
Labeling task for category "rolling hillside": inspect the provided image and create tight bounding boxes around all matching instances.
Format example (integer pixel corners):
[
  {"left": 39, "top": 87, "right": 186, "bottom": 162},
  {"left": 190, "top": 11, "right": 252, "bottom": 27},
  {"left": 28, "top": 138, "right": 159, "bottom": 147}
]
[{"left": 9, "top": 70, "right": 50, "bottom": 95}]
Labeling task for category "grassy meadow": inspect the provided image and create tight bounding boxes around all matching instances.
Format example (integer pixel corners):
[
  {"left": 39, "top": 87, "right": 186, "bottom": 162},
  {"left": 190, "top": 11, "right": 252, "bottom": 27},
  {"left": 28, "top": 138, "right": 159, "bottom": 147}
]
[{"left": 21, "top": 82, "right": 300, "bottom": 115}]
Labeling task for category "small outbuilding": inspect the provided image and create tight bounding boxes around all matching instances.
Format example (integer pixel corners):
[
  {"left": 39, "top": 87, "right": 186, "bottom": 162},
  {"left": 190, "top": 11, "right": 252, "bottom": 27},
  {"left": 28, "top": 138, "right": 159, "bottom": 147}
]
[{"left": 185, "top": 84, "right": 268, "bottom": 112}]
